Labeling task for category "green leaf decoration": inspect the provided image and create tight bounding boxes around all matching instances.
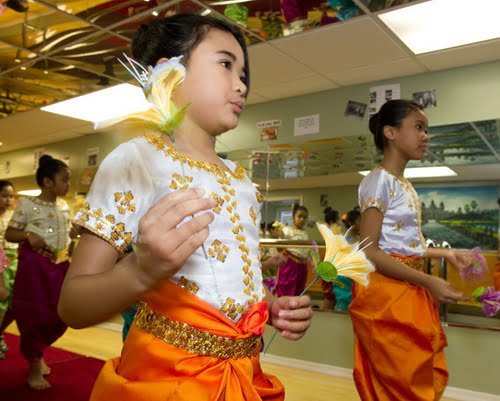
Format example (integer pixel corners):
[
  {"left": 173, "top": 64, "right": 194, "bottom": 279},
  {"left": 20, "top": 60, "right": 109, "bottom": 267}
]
[
  {"left": 307, "top": 248, "right": 320, "bottom": 268},
  {"left": 160, "top": 103, "right": 189, "bottom": 132},
  {"left": 316, "top": 261, "right": 337, "bottom": 282},
  {"left": 471, "top": 286, "right": 486, "bottom": 299}
]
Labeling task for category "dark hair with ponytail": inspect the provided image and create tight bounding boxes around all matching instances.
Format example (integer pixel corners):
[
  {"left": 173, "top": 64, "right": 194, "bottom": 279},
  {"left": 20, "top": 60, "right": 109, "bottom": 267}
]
[
  {"left": 0, "top": 180, "right": 13, "bottom": 192},
  {"left": 132, "top": 14, "right": 249, "bottom": 95},
  {"left": 292, "top": 203, "right": 308, "bottom": 217},
  {"left": 368, "top": 99, "right": 423, "bottom": 150},
  {"left": 323, "top": 207, "right": 339, "bottom": 225},
  {"left": 36, "top": 155, "right": 68, "bottom": 187},
  {"left": 342, "top": 209, "right": 361, "bottom": 229}
]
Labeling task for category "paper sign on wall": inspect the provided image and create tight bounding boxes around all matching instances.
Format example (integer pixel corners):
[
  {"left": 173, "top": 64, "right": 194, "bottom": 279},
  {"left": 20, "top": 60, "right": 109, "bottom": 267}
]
[
  {"left": 368, "top": 84, "right": 400, "bottom": 115},
  {"left": 294, "top": 114, "right": 320, "bottom": 136},
  {"left": 257, "top": 119, "right": 281, "bottom": 142}
]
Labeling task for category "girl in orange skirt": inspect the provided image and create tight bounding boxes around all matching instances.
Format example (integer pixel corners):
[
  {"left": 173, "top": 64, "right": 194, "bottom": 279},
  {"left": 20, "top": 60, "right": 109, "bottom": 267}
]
[
  {"left": 58, "top": 14, "right": 312, "bottom": 401},
  {"left": 350, "top": 99, "right": 472, "bottom": 401}
]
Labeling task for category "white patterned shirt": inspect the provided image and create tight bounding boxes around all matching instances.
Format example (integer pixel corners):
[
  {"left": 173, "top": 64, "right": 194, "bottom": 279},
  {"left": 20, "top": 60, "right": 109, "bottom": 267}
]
[
  {"left": 358, "top": 167, "right": 426, "bottom": 257},
  {"left": 73, "top": 134, "right": 265, "bottom": 322}
]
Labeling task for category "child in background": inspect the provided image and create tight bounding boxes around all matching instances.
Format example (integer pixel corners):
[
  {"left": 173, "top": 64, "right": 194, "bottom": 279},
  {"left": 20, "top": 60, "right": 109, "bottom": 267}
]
[
  {"left": 276, "top": 204, "right": 310, "bottom": 297},
  {"left": 2, "top": 155, "right": 71, "bottom": 390},
  {"left": 0, "top": 180, "right": 17, "bottom": 359}
]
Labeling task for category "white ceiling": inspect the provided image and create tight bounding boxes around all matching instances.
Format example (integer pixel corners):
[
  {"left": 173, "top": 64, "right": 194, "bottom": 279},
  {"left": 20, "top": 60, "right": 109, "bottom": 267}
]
[{"left": 1, "top": 7, "right": 500, "bottom": 159}]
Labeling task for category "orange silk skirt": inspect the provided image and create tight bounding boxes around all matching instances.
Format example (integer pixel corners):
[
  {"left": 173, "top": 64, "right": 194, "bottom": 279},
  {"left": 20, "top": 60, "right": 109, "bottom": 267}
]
[
  {"left": 349, "top": 255, "right": 448, "bottom": 401},
  {"left": 90, "top": 280, "right": 284, "bottom": 401}
]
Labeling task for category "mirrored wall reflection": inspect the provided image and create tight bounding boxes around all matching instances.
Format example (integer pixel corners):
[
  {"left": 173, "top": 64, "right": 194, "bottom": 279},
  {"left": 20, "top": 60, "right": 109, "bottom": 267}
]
[
  {"left": 228, "top": 118, "right": 500, "bottom": 183},
  {"left": 246, "top": 118, "right": 499, "bottom": 329}
]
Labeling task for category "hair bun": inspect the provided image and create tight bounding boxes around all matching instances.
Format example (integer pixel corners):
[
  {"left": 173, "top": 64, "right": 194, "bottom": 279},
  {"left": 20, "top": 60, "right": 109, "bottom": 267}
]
[
  {"left": 323, "top": 206, "right": 333, "bottom": 215},
  {"left": 38, "top": 155, "right": 54, "bottom": 166},
  {"left": 368, "top": 112, "right": 381, "bottom": 136}
]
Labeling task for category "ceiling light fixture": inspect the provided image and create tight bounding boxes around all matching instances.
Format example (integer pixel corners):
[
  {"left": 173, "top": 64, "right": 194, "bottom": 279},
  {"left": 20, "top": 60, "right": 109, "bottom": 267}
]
[
  {"left": 18, "top": 189, "right": 42, "bottom": 196},
  {"left": 209, "top": 0, "right": 253, "bottom": 5},
  {"left": 358, "top": 166, "right": 457, "bottom": 178},
  {"left": 379, "top": 0, "right": 500, "bottom": 54},
  {"left": 41, "top": 83, "right": 151, "bottom": 124}
]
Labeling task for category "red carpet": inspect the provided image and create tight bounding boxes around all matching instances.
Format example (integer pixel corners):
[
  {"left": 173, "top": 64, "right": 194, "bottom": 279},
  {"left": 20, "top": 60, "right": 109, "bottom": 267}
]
[{"left": 0, "top": 333, "right": 104, "bottom": 401}]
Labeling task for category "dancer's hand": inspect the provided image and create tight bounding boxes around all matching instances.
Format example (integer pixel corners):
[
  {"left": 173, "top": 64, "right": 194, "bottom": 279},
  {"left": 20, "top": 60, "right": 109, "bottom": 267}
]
[
  {"left": 425, "top": 276, "right": 465, "bottom": 304},
  {"left": 445, "top": 250, "right": 472, "bottom": 271},
  {"left": 134, "top": 188, "right": 215, "bottom": 289},
  {"left": 268, "top": 295, "right": 312, "bottom": 340},
  {"left": 27, "top": 232, "right": 54, "bottom": 258}
]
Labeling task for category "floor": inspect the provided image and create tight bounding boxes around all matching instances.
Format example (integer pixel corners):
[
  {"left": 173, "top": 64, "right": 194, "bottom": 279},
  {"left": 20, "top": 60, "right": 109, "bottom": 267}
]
[{"left": 5, "top": 322, "right": 458, "bottom": 401}]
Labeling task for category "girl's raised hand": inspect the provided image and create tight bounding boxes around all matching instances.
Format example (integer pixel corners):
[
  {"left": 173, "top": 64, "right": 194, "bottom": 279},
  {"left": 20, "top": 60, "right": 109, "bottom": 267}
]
[{"left": 134, "top": 188, "right": 216, "bottom": 288}]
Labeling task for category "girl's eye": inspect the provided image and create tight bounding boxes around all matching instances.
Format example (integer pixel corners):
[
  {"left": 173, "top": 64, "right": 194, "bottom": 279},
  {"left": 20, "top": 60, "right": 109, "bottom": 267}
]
[
  {"left": 221, "top": 60, "right": 232, "bottom": 69},
  {"left": 240, "top": 76, "right": 247, "bottom": 85}
]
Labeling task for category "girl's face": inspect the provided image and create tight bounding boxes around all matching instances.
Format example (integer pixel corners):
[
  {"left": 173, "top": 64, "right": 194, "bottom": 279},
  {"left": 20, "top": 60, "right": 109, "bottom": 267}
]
[
  {"left": 172, "top": 29, "right": 247, "bottom": 136},
  {"left": 0, "top": 185, "right": 14, "bottom": 211},
  {"left": 293, "top": 210, "right": 308, "bottom": 229},
  {"left": 44, "top": 168, "right": 71, "bottom": 197},
  {"left": 386, "top": 110, "right": 430, "bottom": 160}
]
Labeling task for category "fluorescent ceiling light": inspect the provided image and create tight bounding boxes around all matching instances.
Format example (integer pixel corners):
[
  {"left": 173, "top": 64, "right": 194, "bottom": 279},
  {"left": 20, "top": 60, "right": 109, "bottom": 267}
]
[
  {"left": 379, "top": 0, "right": 500, "bottom": 54},
  {"left": 18, "top": 189, "right": 42, "bottom": 196},
  {"left": 42, "top": 83, "right": 151, "bottom": 123},
  {"left": 209, "top": 0, "right": 253, "bottom": 5},
  {"left": 358, "top": 166, "right": 457, "bottom": 178}
]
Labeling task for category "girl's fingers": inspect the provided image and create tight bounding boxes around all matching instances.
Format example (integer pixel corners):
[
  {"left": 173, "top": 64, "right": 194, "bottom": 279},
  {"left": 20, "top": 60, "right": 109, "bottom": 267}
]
[{"left": 169, "top": 227, "right": 211, "bottom": 264}]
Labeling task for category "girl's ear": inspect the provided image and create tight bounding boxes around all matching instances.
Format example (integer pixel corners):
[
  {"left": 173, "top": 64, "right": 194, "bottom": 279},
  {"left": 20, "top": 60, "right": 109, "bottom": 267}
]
[
  {"left": 383, "top": 125, "right": 396, "bottom": 142},
  {"left": 156, "top": 57, "right": 170, "bottom": 66}
]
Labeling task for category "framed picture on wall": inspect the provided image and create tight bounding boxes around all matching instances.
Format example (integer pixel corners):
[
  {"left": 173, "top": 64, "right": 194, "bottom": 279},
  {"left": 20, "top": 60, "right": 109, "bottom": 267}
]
[{"left": 416, "top": 185, "right": 499, "bottom": 250}]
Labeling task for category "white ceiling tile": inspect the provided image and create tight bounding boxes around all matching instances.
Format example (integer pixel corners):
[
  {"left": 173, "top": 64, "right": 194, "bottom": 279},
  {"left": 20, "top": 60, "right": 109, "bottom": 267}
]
[
  {"left": 248, "top": 43, "right": 315, "bottom": 89},
  {"left": 327, "top": 58, "right": 425, "bottom": 86},
  {"left": 255, "top": 74, "right": 338, "bottom": 100},
  {"left": 246, "top": 92, "right": 270, "bottom": 105},
  {"left": 417, "top": 39, "right": 500, "bottom": 71},
  {"left": 272, "top": 16, "right": 410, "bottom": 75}
]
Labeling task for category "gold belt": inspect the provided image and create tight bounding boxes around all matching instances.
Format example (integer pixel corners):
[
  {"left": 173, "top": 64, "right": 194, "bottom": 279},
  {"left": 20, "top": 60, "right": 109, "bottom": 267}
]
[
  {"left": 284, "top": 250, "right": 306, "bottom": 264},
  {"left": 390, "top": 255, "right": 425, "bottom": 272},
  {"left": 134, "top": 302, "right": 261, "bottom": 359}
]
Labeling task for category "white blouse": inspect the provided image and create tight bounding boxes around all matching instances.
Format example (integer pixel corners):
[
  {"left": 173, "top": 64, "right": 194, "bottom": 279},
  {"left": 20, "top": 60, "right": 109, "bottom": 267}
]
[
  {"left": 358, "top": 167, "right": 426, "bottom": 257},
  {"left": 9, "top": 197, "right": 71, "bottom": 252},
  {"left": 281, "top": 225, "right": 309, "bottom": 259},
  {"left": 73, "top": 134, "right": 265, "bottom": 322}
]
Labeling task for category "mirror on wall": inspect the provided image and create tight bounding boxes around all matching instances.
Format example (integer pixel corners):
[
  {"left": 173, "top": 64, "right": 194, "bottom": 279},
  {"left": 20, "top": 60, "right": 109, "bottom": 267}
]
[{"left": 228, "top": 118, "right": 500, "bottom": 329}]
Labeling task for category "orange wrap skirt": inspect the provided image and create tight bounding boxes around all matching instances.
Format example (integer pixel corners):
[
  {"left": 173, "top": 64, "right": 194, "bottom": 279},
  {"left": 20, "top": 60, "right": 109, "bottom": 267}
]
[
  {"left": 90, "top": 280, "right": 284, "bottom": 401},
  {"left": 349, "top": 255, "right": 448, "bottom": 401}
]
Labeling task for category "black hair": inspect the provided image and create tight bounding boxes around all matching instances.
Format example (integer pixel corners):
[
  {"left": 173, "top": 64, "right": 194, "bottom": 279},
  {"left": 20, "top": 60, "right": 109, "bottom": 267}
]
[
  {"left": 132, "top": 14, "right": 250, "bottom": 95},
  {"left": 368, "top": 99, "right": 423, "bottom": 150},
  {"left": 292, "top": 203, "right": 308, "bottom": 217},
  {"left": 342, "top": 209, "right": 361, "bottom": 229},
  {"left": 36, "top": 155, "right": 68, "bottom": 187},
  {"left": 323, "top": 207, "right": 339, "bottom": 225},
  {"left": 0, "top": 180, "right": 13, "bottom": 192}
]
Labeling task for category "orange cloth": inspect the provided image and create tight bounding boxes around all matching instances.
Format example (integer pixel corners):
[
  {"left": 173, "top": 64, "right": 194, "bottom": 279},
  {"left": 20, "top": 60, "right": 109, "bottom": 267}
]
[
  {"left": 349, "top": 255, "right": 448, "bottom": 401},
  {"left": 90, "top": 280, "right": 284, "bottom": 401}
]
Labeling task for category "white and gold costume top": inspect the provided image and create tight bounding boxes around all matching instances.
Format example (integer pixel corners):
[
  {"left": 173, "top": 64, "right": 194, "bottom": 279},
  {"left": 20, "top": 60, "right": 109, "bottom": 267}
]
[
  {"left": 358, "top": 166, "right": 426, "bottom": 257},
  {"left": 281, "top": 225, "right": 309, "bottom": 259},
  {"left": 73, "top": 134, "right": 265, "bottom": 322},
  {"left": 9, "top": 197, "right": 71, "bottom": 252}
]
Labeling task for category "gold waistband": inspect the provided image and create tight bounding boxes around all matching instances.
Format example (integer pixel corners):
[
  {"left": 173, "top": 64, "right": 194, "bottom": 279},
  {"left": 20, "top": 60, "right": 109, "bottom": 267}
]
[
  {"left": 284, "top": 250, "right": 306, "bottom": 264},
  {"left": 390, "top": 255, "right": 425, "bottom": 272},
  {"left": 134, "top": 302, "right": 261, "bottom": 359}
]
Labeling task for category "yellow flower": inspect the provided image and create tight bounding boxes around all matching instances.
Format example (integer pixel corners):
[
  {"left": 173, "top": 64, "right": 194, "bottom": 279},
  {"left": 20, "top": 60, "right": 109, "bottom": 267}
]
[
  {"left": 96, "top": 56, "right": 187, "bottom": 131},
  {"left": 316, "top": 223, "right": 375, "bottom": 287}
]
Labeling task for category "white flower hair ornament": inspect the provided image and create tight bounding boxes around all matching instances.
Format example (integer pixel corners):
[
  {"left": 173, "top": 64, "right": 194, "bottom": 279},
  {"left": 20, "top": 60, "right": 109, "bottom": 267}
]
[{"left": 95, "top": 54, "right": 188, "bottom": 132}]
